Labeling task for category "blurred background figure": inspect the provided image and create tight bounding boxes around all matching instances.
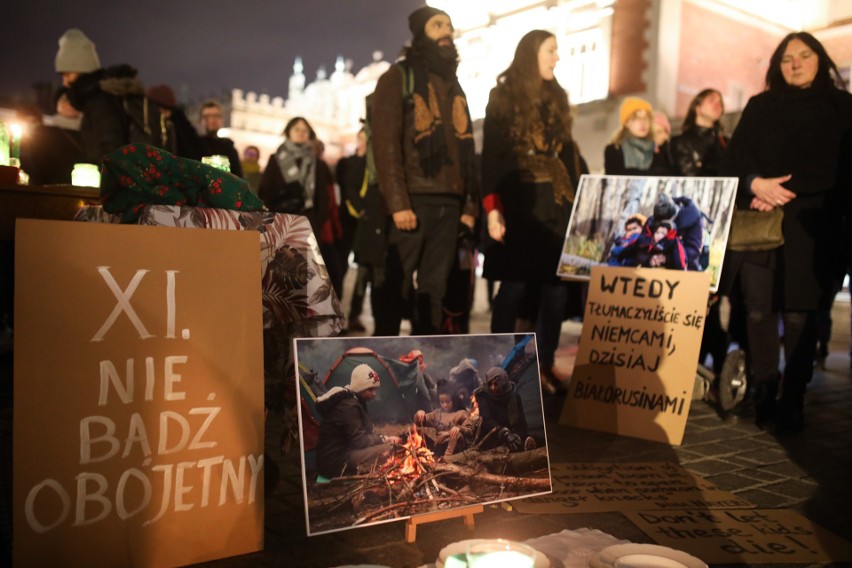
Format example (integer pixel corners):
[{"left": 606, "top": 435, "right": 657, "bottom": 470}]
[
  {"left": 146, "top": 83, "right": 203, "bottom": 160},
  {"left": 240, "top": 145, "right": 262, "bottom": 195},
  {"left": 17, "top": 100, "right": 84, "bottom": 185},
  {"left": 259, "top": 117, "right": 344, "bottom": 299},
  {"left": 55, "top": 28, "right": 159, "bottom": 164},
  {"left": 671, "top": 88, "right": 728, "bottom": 177},
  {"left": 335, "top": 128, "right": 368, "bottom": 331},
  {"left": 199, "top": 100, "right": 242, "bottom": 177},
  {"left": 604, "top": 96, "right": 673, "bottom": 176}
]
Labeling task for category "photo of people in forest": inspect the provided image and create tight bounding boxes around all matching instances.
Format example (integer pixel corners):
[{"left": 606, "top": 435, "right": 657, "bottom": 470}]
[
  {"left": 557, "top": 175, "right": 738, "bottom": 291},
  {"left": 295, "top": 334, "right": 551, "bottom": 535}
]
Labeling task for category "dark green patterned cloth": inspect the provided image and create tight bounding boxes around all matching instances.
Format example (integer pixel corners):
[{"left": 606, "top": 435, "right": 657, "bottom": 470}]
[{"left": 100, "top": 144, "right": 263, "bottom": 222}]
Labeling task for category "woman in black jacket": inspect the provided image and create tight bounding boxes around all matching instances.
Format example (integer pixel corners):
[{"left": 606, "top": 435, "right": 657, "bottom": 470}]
[
  {"left": 722, "top": 32, "right": 852, "bottom": 433},
  {"left": 481, "top": 30, "right": 587, "bottom": 393},
  {"left": 671, "top": 89, "right": 728, "bottom": 177}
]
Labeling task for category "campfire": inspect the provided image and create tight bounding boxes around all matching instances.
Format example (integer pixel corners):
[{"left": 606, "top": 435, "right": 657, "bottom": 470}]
[{"left": 385, "top": 424, "right": 434, "bottom": 482}]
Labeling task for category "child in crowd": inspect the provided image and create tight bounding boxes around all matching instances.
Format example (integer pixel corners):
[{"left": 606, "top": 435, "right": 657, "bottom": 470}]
[{"left": 414, "top": 380, "right": 476, "bottom": 456}]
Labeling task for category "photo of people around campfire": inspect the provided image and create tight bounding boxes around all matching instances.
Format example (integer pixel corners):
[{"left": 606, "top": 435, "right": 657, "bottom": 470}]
[
  {"left": 556, "top": 175, "right": 737, "bottom": 291},
  {"left": 295, "top": 333, "right": 552, "bottom": 535}
]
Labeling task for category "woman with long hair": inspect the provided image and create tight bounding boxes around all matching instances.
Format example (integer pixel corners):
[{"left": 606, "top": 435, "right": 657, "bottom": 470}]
[
  {"left": 722, "top": 32, "right": 852, "bottom": 433},
  {"left": 671, "top": 88, "right": 728, "bottom": 176},
  {"left": 259, "top": 116, "right": 344, "bottom": 297},
  {"left": 481, "top": 30, "right": 588, "bottom": 393}
]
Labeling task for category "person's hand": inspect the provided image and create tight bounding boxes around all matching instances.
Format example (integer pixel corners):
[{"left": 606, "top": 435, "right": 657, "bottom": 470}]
[
  {"left": 449, "top": 426, "right": 461, "bottom": 439},
  {"left": 393, "top": 209, "right": 417, "bottom": 231},
  {"left": 383, "top": 435, "right": 403, "bottom": 444},
  {"left": 487, "top": 209, "right": 506, "bottom": 242},
  {"left": 751, "top": 175, "right": 795, "bottom": 207},
  {"left": 649, "top": 253, "right": 666, "bottom": 267},
  {"left": 460, "top": 214, "right": 475, "bottom": 230},
  {"left": 750, "top": 196, "right": 776, "bottom": 212},
  {"left": 414, "top": 410, "right": 426, "bottom": 425}
]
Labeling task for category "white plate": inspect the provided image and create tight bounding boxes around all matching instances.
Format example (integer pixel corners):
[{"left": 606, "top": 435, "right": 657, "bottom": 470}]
[
  {"left": 593, "top": 544, "right": 707, "bottom": 568},
  {"left": 437, "top": 539, "right": 550, "bottom": 568}
]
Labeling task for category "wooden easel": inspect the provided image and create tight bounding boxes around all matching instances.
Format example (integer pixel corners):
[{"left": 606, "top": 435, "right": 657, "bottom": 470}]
[{"left": 404, "top": 504, "right": 483, "bottom": 543}]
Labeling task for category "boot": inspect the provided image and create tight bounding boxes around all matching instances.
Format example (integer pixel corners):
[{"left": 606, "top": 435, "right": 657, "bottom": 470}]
[
  {"left": 775, "top": 393, "right": 804, "bottom": 435},
  {"left": 753, "top": 378, "right": 779, "bottom": 429}
]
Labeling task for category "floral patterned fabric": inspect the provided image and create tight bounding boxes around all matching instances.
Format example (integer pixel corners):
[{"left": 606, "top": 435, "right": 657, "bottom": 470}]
[
  {"left": 74, "top": 204, "right": 344, "bottom": 416},
  {"left": 100, "top": 144, "right": 263, "bottom": 223}
]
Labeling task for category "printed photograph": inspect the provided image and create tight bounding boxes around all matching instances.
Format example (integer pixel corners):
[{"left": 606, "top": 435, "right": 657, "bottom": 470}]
[
  {"left": 295, "top": 333, "right": 551, "bottom": 536},
  {"left": 557, "top": 175, "right": 738, "bottom": 291}
]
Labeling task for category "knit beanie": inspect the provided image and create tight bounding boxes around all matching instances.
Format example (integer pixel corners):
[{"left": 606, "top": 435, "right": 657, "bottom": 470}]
[
  {"left": 147, "top": 84, "right": 177, "bottom": 109},
  {"left": 619, "top": 96, "right": 653, "bottom": 126},
  {"left": 408, "top": 6, "right": 449, "bottom": 35},
  {"left": 653, "top": 111, "right": 671, "bottom": 135},
  {"left": 349, "top": 364, "right": 381, "bottom": 393},
  {"left": 653, "top": 193, "right": 679, "bottom": 221},
  {"left": 55, "top": 29, "right": 100, "bottom": 73}
]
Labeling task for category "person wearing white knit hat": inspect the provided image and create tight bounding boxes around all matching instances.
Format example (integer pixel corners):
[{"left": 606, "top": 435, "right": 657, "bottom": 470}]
[
  {"left": 53, "top": 28, "right": 159, "bottom": 164},
  {"left": 315, "top": 364, "right": 402, "bottom": 478},
  {"left": 55, "top": 28, "right": 101, "bottom": 87}
]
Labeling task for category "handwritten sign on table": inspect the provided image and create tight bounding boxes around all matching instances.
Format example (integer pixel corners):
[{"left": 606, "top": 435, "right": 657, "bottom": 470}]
[
  {"left": 513, "top": 462, "right": 752, "bottom": 514},
  {"left": 13, "top": 220, "right": 265, "bottom": 568},
  {"left": 626, "top": 508, "right": 852, "bottom": 564},
  {"left": 560, "top": 266, "right": 710, "bottom": 444}
]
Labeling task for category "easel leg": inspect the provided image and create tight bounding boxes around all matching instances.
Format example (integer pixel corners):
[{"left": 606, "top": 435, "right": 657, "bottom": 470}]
[{"left": 404, "top": 505, "right": 483, "bottom": 544}]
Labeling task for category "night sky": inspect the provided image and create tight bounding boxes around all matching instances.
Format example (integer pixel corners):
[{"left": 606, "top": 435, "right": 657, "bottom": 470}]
[{"left": 1, "top": 0, "right": 425, "bottom": 104}]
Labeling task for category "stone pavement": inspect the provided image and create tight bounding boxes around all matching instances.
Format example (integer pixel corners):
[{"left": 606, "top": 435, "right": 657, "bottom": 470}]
[{"left": 192, "top": 277, "right": 852, "bottom": 568}]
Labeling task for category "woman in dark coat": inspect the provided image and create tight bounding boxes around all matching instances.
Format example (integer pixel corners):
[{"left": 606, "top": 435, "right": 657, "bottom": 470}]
[
  {"left": 671, "top": 88, "right": 728, "bottom": 177},
  {"left": 721, "top": 32, "right": 852, "bottom": 433},
  {"left": 481, "top": 30, "right": 587, "bottom": 394},
  {"left": 259, "top": 116, "right": 344, "bottom": 298}
]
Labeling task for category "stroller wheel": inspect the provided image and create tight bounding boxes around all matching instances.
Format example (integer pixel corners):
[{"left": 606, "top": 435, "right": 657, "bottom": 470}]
[{"left": 718, "top": 349, "right": 747, "bottom": 411}]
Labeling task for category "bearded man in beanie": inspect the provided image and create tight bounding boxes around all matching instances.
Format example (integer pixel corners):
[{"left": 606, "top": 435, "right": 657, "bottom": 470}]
[
  {"left": 371, "top": 6, "right": 479, "bottom": 336},
  {"left": 315, "top": 364, "right": 402, "bottom": 478},
  {"left": 54, "top": 28, "right": 159, "bottom": 164}
]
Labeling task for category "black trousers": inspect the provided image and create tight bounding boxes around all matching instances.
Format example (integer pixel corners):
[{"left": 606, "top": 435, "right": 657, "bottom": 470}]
[{"left": 373, "top": 196, "right": 461, "bottom": 336}]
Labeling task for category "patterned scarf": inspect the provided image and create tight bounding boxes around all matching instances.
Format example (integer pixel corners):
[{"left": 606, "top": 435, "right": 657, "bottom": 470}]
[
  {"left": 514, "top": 106, "right": 576, "bottom": 204},
  {"left": 405, "top": 37, "right": 475, "bottom": 184},
  {"left": 275, "top": 138, "right": 316, "bottom": 209}
]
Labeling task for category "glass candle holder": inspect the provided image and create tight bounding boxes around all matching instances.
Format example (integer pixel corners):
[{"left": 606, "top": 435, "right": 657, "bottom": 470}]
[
  {"left": 466, "top": 539, "right": 536, "bottom": 568},
  {"left": 201, "top": 154, "right": 231, "bottom": 172},
  {"left": 71, "top": 163, "right": 101, "bottom": 187}
]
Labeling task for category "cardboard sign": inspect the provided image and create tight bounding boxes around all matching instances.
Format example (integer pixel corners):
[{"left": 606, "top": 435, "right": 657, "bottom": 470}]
[
  {"left": 560, "top": 266, "right": 710, "bottom": 444},
  {"left": 626, "top": 508, "right": 852, "bottom": 564},
  {"left": 513, "top": 462, "right": 752, "bottom": 514},
  {"left": 14, "top": 220, "right": 265, "bottom": 567}
]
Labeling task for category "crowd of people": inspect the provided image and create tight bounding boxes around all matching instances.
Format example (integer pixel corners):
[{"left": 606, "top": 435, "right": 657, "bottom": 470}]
[{"left": 13, "top": 7, "right": 852, "bottom": 436}]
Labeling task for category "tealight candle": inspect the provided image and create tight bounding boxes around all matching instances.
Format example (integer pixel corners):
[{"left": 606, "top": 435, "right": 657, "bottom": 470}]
[{"left": 466, "top": 539, "right": 536, "bottom": 568}]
